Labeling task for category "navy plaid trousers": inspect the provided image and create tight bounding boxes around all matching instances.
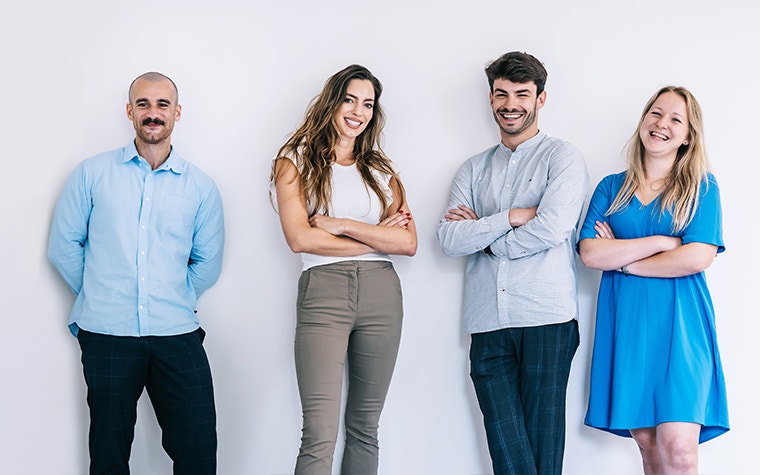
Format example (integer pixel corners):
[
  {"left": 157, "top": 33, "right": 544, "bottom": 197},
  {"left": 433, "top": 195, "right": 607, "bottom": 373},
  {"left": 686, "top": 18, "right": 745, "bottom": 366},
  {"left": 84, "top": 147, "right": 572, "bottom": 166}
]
[
  {"left": 470, "top": 319, "right": 579, "bottom": 475},
  {"left": 78, "top": 328, "right": 217, "bottom": 475}
]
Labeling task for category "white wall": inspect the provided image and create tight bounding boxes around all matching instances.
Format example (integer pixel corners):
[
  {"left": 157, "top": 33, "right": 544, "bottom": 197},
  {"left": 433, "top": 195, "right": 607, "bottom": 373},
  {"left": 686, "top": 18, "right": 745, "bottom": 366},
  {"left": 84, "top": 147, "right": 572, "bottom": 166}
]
[{"left": 2, "top": 0, "right": 757, "bottom": 474}]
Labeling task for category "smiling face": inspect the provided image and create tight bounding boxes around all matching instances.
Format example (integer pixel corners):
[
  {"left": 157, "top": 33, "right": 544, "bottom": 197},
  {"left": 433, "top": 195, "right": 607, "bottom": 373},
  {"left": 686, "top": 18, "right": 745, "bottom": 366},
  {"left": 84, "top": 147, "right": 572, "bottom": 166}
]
[
  {"left": 490, "top": 78, "right": 546, "bottom": 149},
  {"left": 126, "top": 76, "right": 181, "bottom": 147},
  {"left": 639, "top": 91, "right": 690, "bottom": 160},
  {"left": 332, "top": 79, "right": 375, "bottom": 143}
]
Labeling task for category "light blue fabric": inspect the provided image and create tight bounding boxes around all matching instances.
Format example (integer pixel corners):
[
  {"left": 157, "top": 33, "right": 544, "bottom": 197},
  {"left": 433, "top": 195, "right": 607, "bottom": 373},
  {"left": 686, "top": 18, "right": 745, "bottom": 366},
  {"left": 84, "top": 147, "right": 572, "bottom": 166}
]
[
  {"left": 48, "top": 142, "right": 224, "bottom": 337},
  {"left": 580, "top": 172, "right": 729, "bottom": 443},
  {"left": 437, "top": 132, "right": 589, "bottom": 334}
]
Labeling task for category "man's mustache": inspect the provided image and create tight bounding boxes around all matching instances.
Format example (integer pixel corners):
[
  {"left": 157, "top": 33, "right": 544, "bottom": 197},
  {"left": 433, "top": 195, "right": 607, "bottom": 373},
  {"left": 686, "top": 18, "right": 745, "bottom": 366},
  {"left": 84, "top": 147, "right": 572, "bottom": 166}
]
[{"left": 141, "top": 117, "right": 165, "bottom": 126}]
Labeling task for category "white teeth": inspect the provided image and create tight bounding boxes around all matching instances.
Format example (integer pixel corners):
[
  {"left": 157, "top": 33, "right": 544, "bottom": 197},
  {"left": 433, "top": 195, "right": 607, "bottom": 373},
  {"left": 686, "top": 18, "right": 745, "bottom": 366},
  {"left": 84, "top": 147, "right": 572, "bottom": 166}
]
[
  {"left": 651, "top": 131, "right": 668, "bottom": 140},
  {"left": 345, "top": 118, "right": 361, "bottom": 127},
  {"left": 500, "top": 113, "right": 522, "bottom": 119}
]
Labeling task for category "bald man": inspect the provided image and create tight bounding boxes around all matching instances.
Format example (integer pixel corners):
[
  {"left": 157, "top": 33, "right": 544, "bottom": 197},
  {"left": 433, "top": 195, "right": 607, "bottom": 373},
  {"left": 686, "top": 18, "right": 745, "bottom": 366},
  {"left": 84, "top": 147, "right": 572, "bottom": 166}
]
[{"left": 49, "top": 72, "right": 225, "bottom": 474}]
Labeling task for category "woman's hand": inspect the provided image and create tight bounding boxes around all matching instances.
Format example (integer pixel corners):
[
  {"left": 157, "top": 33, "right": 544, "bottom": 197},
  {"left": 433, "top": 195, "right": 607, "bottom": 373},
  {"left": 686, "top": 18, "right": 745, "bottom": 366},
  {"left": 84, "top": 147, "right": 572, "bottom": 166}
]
[
  {"left": 380, "top": 210, "right": 412, "bottom": 228},
  {"left": 594, "top": 220, "right": 616, "bottom": 239},
  {"left": 308, "top": 214, "right": 346, "bottom": 236}
]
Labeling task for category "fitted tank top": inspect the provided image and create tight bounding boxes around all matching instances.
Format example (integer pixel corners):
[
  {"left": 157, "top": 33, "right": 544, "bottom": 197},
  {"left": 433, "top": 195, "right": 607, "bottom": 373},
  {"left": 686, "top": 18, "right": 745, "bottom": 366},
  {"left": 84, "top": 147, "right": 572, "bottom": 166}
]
[{"left": 271, "top": 157, "right": 394, "bottom": 270}]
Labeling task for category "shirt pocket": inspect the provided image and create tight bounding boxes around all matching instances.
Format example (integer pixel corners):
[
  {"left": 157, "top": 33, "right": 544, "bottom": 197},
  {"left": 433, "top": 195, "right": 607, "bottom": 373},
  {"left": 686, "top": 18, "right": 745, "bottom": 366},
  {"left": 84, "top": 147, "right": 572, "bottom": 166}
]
[{"left": 162, "top": 195, "right": 197, "bottom": 239}]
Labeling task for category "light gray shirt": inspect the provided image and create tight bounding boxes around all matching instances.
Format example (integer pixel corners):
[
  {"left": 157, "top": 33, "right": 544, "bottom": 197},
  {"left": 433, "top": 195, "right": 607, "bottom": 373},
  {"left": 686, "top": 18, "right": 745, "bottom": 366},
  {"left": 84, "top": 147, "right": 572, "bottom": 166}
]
[{"left": 437, "top": 132, "right": 588, "bottom": 334}]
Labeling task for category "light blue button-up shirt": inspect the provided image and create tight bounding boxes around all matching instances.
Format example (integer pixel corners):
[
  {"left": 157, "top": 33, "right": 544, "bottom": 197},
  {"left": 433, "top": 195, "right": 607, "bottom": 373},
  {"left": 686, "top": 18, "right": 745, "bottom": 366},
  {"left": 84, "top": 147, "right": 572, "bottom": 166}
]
[
  {"left": 48, "top": 142, "right": 225, "bottom": 337},
  {"left": 437, "top": 132, "right": 588, "bottom": 334}
]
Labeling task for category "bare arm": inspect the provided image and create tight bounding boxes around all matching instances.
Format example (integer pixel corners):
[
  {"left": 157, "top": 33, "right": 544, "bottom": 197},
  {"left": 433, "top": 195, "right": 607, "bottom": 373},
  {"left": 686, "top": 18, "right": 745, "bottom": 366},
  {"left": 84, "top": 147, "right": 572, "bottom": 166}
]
[
  {"left": 309, "top": 176, "right": 417, "bottom": 256},
  {"left": 578, "top": 220, "right": 714, "bottom": 277},
  {"left": 627, "top": 242, "right": 718, "bottom": 278},
  {"left": 273, "top": 158, "right": 374, "bottom": 256}
]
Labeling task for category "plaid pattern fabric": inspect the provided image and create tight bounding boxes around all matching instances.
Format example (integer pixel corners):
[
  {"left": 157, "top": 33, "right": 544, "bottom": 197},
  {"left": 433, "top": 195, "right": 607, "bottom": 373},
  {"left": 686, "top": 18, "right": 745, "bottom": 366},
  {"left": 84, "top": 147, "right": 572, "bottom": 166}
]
[
  {"left": 78, "top": 328, "right": 217, "bottom": 475},
  {"left": 469, "top": 320, "right": 579, "bottom": 475}
]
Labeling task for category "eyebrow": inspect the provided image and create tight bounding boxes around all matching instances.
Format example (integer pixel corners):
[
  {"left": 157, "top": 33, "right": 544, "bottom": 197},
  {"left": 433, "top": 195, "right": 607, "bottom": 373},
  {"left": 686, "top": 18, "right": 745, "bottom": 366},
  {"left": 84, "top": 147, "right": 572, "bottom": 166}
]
[
  {"left": 651, "top": 106, "right": 684, "bottom": 118},
  {"left": 134, "top": 97, "right": 173, "bottom": 105},
  {"left": 493, "top": 88, "right": 533, "bottom": 95},
  {"left": 346, "top": 93, "right": 374, "bottom": 103}
]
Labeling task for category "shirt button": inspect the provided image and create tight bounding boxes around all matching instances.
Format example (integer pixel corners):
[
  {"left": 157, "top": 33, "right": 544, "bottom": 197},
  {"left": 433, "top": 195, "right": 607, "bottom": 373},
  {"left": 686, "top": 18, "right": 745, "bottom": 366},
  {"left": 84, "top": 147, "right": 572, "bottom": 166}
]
[
  {"left": 140, "top": 251, "right": 145, "bottom": 256},
  {"left": 138, "top": 305, "right": 144, "bottom": 310},
  {"left": 145, "top": 197, "right": 151, "bottom": 202},
  {"left": 141, "top": 225, "right": 146, "bottom": 229},
  {"left": 140, "top": 277, "right": 145, "bottom": 281}
]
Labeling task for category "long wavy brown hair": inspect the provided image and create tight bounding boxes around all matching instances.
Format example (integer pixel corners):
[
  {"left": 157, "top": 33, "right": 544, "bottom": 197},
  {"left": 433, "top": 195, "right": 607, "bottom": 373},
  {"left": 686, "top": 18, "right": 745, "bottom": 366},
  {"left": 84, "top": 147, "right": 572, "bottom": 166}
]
[
  {"left": 606, "top": 86, "right": 710, "bottom": 233},
  {"left": 270, "top": 64, "right": 404, "bottom": 219}
]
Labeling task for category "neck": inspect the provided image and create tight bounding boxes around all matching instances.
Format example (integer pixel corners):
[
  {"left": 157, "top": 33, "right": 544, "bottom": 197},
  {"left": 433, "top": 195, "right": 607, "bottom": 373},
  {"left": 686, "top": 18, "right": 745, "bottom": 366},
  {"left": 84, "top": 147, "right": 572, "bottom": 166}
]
[
  {"left": 333, "top": 138, "right": 356, "bottom": 166},
  {"left": 644, "top": 153, "right": 675, "bottom": 181},
  {"left": 500, "top": 128, "right": 539, "bottom": 152},
  {"left": 135, "top": 139, "right": 172, "bottom": 170}
]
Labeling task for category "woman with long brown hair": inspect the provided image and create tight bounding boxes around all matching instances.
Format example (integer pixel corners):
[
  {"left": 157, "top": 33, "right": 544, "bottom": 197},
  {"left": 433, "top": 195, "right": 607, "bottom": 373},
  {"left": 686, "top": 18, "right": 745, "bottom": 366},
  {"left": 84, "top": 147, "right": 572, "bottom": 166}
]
[
  {"left": 270, "top": 64, "right": 416, "bottom": 474},
  {"left": 578, "top": 86, "right": 729, "bottom": 474}
]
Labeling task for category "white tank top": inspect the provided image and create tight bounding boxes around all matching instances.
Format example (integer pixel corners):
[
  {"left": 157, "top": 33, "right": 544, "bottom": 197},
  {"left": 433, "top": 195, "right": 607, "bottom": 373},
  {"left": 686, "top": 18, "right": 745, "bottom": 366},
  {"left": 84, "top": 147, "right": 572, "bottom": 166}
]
[{"left": 271, "top": 158, "right": 394, "bottom": 270}]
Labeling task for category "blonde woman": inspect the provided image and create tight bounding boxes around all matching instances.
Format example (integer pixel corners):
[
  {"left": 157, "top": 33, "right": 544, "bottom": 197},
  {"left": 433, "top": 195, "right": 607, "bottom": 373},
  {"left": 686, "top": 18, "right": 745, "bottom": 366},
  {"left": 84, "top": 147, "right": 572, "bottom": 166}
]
[
  {"left": 578, "top": 86, "right": 729, "bottom": 474},
  {"left": 270, "top": 64, "right": 416, "bottom": 475}
]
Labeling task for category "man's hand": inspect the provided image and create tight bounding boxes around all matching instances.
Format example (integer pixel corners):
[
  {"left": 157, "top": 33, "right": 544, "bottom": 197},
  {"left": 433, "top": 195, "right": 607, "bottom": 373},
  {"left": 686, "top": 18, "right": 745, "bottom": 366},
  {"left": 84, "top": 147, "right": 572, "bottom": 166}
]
[
  {"left": 445, "top": 205, "right": 478, "bottom": 222},
  {"left": 508, "top": 207, "right": 537, "bottom": 227}
]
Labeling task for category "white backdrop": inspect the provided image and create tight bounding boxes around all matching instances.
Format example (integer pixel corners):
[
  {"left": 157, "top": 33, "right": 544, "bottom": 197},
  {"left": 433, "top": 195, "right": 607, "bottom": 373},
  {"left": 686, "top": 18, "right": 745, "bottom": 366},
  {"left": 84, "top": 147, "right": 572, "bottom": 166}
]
[{"left": 2, "top": 1, "right": 758, "bottom": 474}]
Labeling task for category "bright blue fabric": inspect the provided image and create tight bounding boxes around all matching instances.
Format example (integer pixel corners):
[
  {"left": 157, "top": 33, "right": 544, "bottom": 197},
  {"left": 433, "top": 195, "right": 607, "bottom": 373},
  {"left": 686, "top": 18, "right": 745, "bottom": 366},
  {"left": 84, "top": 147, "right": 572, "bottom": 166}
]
[
  {"left": 579, "top": 172, "right": 729, "bottom": 443},
  {"left": 48, "top": 142, "right": 225, "bottom": 337}
]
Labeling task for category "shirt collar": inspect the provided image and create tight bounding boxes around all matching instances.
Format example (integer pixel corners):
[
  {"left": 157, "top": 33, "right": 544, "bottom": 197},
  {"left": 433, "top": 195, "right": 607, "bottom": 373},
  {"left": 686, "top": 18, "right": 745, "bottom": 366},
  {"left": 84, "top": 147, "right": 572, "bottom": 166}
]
[
  {"left": 498, "top": 130, "right": 546, "bottom": 156},
  {"left": 122, "top": 141, "right": 186, "bottom": 175}
]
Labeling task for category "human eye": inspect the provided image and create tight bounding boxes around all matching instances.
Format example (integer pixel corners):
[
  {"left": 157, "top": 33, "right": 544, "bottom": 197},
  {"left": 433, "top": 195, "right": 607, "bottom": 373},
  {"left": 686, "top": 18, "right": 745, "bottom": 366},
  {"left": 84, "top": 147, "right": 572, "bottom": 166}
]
[
  {"left": 364, "top": 102, "right": 374, "bottom": 109},
  {"left": 344, "top": 96, "right": 354, "bottom": 104}
]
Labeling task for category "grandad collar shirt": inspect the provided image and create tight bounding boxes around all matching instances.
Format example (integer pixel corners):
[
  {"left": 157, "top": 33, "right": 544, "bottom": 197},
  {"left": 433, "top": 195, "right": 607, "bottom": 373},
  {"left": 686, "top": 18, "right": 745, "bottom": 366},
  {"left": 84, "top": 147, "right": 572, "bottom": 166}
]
[
  {"left": 48, "top": 141, "right": 225, "bottom": 337},
  {"left": 437, "top": 132, "right": 588, "bottom": 334}
]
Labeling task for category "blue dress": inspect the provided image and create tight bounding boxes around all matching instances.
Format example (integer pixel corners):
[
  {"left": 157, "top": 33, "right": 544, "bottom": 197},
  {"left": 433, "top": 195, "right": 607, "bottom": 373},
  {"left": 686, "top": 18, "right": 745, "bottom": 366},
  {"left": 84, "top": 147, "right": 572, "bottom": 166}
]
[{"left": 579, "top": 172, "right": 729, "bottom": 443}]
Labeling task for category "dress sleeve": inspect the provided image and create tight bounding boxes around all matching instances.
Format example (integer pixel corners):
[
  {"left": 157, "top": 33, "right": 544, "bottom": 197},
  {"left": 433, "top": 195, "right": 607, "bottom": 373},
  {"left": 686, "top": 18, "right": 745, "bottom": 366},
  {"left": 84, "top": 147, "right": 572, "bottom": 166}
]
[
  {"left": 681, "top": 174, "right": 725, "bottom": 253},
  {"left": 577, "top": 174, "right": 618, "bottom": 247}
]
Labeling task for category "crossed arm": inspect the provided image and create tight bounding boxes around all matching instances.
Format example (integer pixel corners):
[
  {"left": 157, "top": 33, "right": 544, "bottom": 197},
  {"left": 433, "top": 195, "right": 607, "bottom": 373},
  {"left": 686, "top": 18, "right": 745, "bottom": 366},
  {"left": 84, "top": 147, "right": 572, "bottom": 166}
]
[
  {"left": 273, "top": 157, "right": 417, "bottom": 257},
  {"left": 445, "top": 205, "right": 537, "bottom": 227},
  {"left": 578, "top": 220, "right": 717, "bottom": 278}
]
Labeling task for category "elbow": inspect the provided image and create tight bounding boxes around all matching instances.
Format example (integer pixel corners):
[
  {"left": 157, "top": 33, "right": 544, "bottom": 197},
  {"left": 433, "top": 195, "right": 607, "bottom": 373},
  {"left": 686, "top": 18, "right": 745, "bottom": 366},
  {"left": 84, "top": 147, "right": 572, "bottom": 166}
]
[
  {"left": 688, "top": 253, "right": 716, "bottom": 274},
  {"left": 287, "top": 242, "right": 306, "bottom": 254},
  {"left": 285, "top": 235, "right": 309, "bottom": 254},
  {"left": 579, "top": 249, "right": 610, "bottom": 271},
  {"left": 392, "top": 235, "right": 417, "bottom": 257}
]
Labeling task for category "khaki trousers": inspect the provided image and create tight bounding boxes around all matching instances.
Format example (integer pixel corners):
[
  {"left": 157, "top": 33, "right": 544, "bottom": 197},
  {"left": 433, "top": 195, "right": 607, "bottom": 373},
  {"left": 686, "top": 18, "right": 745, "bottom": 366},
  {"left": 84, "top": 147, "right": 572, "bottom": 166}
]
[{"left": 294, "top": 260, "right": 403, "bottom": 475}]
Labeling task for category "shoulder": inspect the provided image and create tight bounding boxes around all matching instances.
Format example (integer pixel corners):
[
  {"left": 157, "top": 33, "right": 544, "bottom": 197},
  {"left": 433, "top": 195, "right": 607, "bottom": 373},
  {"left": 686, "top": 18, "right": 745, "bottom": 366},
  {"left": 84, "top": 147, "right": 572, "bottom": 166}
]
[
  {"left": 595, "top": 171, "right": 626, "bottom": 191},
  {"left": 703, "top": 172, "right": 720, "bottom": 188},
  {"left": 698, "top": 172, "right": 721, "bottom": 201},
  {"left": 460, "top": 144, "right": 500, "bottom": 169},
  {"left": 183, "top": 160, "right": 220, "bottom": 192},
  {"left": 539, "top": 135, "right": 585, "bottom": 163},
  {"left": 80, "top": 147, "right": 125, "bottom": 168}
]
